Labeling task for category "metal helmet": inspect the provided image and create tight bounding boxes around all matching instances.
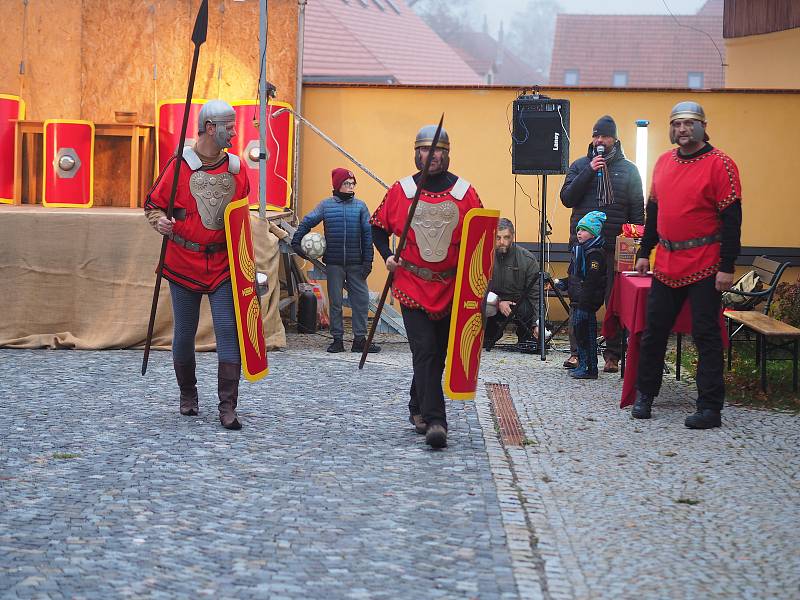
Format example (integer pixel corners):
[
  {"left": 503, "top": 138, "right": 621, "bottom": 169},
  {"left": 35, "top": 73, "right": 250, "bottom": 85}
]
[
  {"left": 669, "top": 101, "right": 706, "bottom": 123},
  {"left": 197, "top": 99, "right": 236, "bottom": 136},
  {"left": 414, "top": 125, "right": 450, "bottom": 150},
  {"left": 414, "top": 125, "right": 450, "bottom": 173},
  {"left": 668, "top": 101, "right": 708, "bottom": 144}
]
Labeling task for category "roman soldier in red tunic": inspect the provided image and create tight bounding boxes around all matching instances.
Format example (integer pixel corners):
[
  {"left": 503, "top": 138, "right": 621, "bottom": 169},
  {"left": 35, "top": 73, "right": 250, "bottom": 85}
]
[
  {"left": 370, "top": 125, "right": 483, "bottom": 448},
  {"left": 632, "top": 101, "right": 742, "bottom": 429},
  {"left": 145, "top": 99, "right": 251, "bottom": 430}
]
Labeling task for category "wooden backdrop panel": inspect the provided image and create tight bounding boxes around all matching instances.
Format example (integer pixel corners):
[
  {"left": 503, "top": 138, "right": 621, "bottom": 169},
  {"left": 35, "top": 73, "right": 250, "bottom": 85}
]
[{"left": 2, "top": 0, "right": 298, "bottom": 206}]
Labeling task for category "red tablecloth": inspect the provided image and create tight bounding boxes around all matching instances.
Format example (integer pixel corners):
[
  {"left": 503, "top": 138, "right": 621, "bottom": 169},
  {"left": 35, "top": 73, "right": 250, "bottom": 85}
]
[{"left": 601, "top": 274, "right": 726, "bottom": 408}]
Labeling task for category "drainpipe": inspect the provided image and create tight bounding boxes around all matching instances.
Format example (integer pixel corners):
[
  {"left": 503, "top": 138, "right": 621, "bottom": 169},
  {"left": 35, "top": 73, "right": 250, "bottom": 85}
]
[{"left": 292, "top": 0, "right": 307, "bottom": 220}]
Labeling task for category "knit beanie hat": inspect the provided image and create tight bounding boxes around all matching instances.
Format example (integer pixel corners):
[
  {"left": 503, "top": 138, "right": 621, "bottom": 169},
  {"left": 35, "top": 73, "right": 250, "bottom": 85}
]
[
  {"left": 331, "top": 167, "right": 356, "bottom": 191},
  {"left": 576, "top": 210, "right": 607, "bottom": 238},
  {"left": 592, "top": 115, "right": 617, "bottom": 138}
]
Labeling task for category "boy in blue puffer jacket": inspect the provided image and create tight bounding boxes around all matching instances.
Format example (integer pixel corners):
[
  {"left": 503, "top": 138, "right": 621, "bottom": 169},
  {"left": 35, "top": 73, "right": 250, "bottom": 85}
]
[
  {"left": 567, "top": 211, "right": 608, "bottom": 379},
  {"left": 292, "top": 168, "right": 380, "bottom": 354}
]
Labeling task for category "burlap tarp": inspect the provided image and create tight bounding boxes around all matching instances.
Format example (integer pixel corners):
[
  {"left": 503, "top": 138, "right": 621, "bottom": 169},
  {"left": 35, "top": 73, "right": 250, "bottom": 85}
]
[{"left": 0, "top": 206, "right": 286, "bottom": 351}]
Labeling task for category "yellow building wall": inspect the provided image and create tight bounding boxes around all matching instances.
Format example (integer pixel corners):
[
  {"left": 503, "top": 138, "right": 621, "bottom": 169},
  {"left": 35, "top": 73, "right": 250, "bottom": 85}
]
[
  {"left": 299, "top": 85, "right": 800, "bottom": 309},
  {"left": 300, "top": 86, "right": 799, "bottom": 247},
  {"left": 725, "top": 28, "right": 800, "bottom": 89}
]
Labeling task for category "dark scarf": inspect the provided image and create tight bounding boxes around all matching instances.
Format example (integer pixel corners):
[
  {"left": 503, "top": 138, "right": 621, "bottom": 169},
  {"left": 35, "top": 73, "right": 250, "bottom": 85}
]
[
  {"left": 334, "top": 191, "right": 355, "bottom": 201},
  {"left": 569, "top": 235, "right": 605, "bottom": 279},
  {"left": 594, "top": 143, "right": 618, "bottom": 207}
]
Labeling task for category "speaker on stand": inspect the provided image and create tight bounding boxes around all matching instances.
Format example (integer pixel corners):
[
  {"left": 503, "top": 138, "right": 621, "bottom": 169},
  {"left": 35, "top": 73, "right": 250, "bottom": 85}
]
[{"left": 511, "top": 93, "right": 570, "bottom": 360}]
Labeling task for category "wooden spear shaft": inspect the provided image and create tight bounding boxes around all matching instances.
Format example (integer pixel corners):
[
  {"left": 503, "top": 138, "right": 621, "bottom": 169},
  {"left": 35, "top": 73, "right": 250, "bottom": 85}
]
[
  {"left": 358, "top": 114, "right": 445, "bottom": 370},
  {"left": 141, "top": 0, "right": 209, "bottom": 376}
]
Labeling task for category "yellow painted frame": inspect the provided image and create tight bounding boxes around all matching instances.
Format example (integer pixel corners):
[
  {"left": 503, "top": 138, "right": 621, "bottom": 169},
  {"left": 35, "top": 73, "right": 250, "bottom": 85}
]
[
  {"left": 41, "top": 119, "right": 95, "bottom": 208},
  {"left": 444, "top": 207, "right": 501, "bottom": 400},
  {"left": 231, "top": 99, "right": 294, "bottom": 211},
  {"left": 0, "top": 94, "right": 26, "bottom": 204},
  {"left": 154, "top": 97, "right": 209, "bottom": 179},
  {"left": 224, "top": 197, "right": 269, "bottom": 382}
]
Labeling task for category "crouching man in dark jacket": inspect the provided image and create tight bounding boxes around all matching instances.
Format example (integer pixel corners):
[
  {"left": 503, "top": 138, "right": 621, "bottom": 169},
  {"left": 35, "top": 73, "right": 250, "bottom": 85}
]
[
  {"left": 484, "top": 218, "right": 541, "bottom": 350},
  {"left": 292, "top": 168, "right": 380, "bottom": 354},
  {"left": 560, "top": 115, "right": 644, "bottom": 372}
]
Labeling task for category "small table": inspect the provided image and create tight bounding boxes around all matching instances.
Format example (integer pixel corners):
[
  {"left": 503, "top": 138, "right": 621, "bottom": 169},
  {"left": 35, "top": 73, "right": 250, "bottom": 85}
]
[
  {"left": 13, "top": 120, "right": 153, "bottom": 208},
  {"left": 601, "top": 274, "right": 726, "bottom": 408}
]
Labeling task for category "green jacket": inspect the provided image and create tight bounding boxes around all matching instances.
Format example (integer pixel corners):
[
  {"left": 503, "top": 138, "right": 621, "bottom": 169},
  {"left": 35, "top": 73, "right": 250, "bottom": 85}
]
[{"left": 490, "top": 245, "right": 540, "bottom": 321}]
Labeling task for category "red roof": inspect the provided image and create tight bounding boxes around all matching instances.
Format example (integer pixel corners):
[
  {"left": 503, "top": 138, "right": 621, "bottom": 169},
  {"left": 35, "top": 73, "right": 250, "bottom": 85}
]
[
  {"left": 303, "top": 0, "right": 482, "bottom": 85},
  {"left": 549, "top": 2, "right": 725, "bottom": 88},
  {"left": 447, "top": 30, "right": 542, "bottom": 86}
]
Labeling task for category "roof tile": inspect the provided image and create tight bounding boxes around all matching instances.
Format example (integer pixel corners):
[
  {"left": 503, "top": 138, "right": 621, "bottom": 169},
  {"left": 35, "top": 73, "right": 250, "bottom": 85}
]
[
  {"left": 303, "top": 0, "right": 482, "bottom": 85},
  {"left": 549, "top": 7, "right": 725, "bottom": 88}
]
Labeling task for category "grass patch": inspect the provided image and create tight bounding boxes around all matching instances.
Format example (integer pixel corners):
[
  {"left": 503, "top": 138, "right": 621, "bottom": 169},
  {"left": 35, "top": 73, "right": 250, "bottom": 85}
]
[
  {"left": 667, "top": 336, "right": 799, "bottom": 413},
  {"left": 676, "top": 498, "right": 701, "bottom": 506},
  {"left": 52, "top": 452, "right": 80, "bottom": 460}
]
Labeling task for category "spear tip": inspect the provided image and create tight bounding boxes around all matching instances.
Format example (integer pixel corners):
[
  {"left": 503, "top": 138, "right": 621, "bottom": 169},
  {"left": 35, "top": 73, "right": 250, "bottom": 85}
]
[{"left": 192, "top": 0, "right": 209, "bottom": 46}]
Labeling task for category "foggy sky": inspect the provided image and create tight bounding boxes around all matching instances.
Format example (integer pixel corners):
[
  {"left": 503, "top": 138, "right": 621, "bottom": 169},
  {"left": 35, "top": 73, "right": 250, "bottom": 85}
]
[{"left": 470, "top": 0, "right": 709, "bottom": 35}]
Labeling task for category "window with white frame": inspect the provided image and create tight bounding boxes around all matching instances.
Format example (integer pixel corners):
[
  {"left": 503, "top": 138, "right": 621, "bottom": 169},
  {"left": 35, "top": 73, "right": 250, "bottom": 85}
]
[
  {"left": 564, "top": 70, "right": 579, "bottom": 86},
  {"left": 688, "top": 72, "right": 704, "bottom": 89}
]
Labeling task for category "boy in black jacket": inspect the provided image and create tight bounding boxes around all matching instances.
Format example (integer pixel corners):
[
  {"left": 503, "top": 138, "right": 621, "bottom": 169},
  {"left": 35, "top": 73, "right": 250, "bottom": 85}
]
[{"left": 568, "top": 211, "right": 608, "bottom": 379}]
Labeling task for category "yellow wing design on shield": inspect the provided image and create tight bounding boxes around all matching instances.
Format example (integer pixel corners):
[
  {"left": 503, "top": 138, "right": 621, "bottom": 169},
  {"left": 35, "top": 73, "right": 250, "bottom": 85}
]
[
  {"left": 460, "top": 313, "right": 482, "bottom": 380},
  {"left": 469, "top": 234, "right": 488, "bottom": 298},
  {"left": 247, "top": 296, "right": 262, "bottom": 358},
  {"left": 460, "top": 233, "right": 489, "bottom": 380},
  {"left": 238, "top": 222, "right": 255, "bottom": 282}
]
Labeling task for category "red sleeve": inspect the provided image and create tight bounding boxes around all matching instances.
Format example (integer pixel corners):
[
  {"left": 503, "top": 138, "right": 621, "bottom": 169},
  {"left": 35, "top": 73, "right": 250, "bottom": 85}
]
[
  {"left": 370, "top": 183, "right": 405, "bottom": 235},
  {"left": 472, "top": 188, "right": 484, "bottom": 209},
  {"left": 370, "top": 191, "right": 390, "bottom": 230},
  {"left": 144, "top": 155, "right": 178, "bottom": 211},
  {"left": 648, "top": 153, "right": 668, "bottom": 204},
  {"left": 713, "top": 152, "right": 742, "bottom": 212}
]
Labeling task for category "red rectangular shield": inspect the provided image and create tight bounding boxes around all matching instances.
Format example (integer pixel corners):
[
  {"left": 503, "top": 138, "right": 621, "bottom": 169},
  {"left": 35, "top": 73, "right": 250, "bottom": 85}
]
[
  {"left": 444, "top": 209, "right": 500, "bottom": 400},
  {"left": 230, "top": 100, "right": 294, "bottom": 210},
  {"left": 156, "top": 99, "right": 206, "bottom": 175},
  {"left": 42, "top": 120, "right": 95, "bottom": 208},
  {"left": 0, "top": 94, "right": 25, "bottom": 204},
  {"left": 224, "top": 198, "right": 269, "bottom": 382}
]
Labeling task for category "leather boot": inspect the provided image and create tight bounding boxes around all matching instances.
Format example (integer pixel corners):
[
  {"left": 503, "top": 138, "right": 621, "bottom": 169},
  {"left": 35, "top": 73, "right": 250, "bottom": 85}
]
[
  {"left": 685, "top": 409, "right": 722, "bottom": 429},
  {"left": 217, "top": 362, "right": 242, "bottom": 430},
  {"left": 631, "top": 392, "right": 654, "bottom": 419},
  {"left": 174, "top": 359, "right": 199, "bottom": 416},
  {"left": 425, "top": 424, "right": 447, "bottom": 448},
  {"left": 409, "top": 414, "right": 427, "bottom": 435}
]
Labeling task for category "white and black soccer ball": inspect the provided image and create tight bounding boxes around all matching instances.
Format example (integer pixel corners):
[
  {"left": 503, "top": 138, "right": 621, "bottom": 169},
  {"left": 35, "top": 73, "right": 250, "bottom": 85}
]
[{"left": 300, "top": 231, "right": 326, "bottom": 260}]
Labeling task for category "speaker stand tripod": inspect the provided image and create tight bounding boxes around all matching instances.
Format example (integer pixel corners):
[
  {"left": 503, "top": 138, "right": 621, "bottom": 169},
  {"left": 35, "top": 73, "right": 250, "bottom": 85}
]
[{"left": 537, "top": 175, "right": 549, "bottom": 360}]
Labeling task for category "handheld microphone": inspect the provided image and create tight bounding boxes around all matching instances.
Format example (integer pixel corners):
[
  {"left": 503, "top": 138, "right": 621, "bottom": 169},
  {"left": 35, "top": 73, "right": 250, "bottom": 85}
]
[{"left": 596, "top": 144, "right": 605, "bottom": 178}]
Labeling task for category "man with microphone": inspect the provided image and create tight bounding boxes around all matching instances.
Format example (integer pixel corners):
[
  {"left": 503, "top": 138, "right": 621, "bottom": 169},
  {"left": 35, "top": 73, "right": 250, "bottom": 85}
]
[{"left": 559, "top": 115, "right": 644, "bottom": 373}]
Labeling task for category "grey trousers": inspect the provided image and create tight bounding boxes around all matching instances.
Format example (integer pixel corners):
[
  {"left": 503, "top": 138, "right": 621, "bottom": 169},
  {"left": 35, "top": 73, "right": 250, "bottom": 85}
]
[{"left": 326, "top": 264, "right": 370, "bottom": 339}]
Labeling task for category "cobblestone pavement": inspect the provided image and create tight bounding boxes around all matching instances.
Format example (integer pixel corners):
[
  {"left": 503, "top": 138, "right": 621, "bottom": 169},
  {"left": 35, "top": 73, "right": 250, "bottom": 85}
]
[
  {"left": 0, "top": 337, "right": 516, "bottom": 600},
  {"left": 2, "top": 331, "right": 799, "bottom": 599},
  {"left": 478, "top": 340, "right": 800, "bottom": 600}
]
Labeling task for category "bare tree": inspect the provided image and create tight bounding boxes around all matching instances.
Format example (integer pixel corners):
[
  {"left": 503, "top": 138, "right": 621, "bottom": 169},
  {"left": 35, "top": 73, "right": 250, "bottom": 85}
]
[
  {"left": 408, "top": 0, "right": 477, "bottom": 41},
  {"left": 506, "top": 0, "right": 560, "bottom": 80}
]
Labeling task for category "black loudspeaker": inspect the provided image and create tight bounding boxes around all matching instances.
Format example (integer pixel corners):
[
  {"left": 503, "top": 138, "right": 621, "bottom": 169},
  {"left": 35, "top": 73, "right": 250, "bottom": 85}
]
[
  {"left": 511, "top": 96, "right": 570, "bottom": 175},
  {"left": 297, "top": 290, "right": 318, "bottom": 333}
]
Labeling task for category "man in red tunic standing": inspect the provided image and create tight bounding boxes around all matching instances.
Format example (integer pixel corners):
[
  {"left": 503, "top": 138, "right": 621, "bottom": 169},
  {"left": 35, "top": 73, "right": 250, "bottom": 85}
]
[
  {"left": 370, "top": 125, "right": 483, "bottom": 448},
  {"left": 632, "top": 101, "right": 742, "bottom": 429},
  {"left": 144, "top": 99, "right": 250, "bottom": 430}
]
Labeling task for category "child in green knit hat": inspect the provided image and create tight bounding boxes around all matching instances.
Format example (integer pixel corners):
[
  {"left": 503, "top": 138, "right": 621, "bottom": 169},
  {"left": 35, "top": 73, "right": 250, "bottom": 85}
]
[{"left": 568, "top": 211, "right": 608, "bottom": 379}]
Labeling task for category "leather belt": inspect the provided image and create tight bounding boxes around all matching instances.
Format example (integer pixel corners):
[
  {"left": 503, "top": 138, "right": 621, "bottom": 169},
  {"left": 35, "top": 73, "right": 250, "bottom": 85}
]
[
  {"left": 169, "top": 233, "right": 226, "bottom": 253},
  {"left": 658, "top": 233, "right": 721, "bottom": 251},
  {"left": 401, "top": 261, "right": 456, "bottom": 283}
]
